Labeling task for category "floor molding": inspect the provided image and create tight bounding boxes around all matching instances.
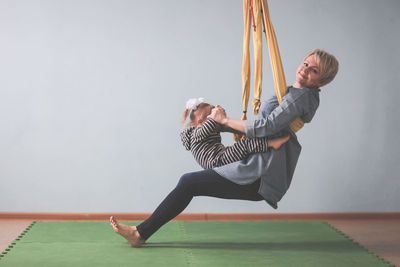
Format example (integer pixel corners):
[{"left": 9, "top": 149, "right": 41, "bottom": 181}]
[{"left": 0, "top": 212, "right": 399, "bottom": 221}]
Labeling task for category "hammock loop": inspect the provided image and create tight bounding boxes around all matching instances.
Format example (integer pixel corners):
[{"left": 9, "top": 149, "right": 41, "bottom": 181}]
[
  {"left": 252, "top": 98, "right": 261, "bottom": 115},
  {"left": 241, "top": 110, "right": 247, "bottom": 121}
]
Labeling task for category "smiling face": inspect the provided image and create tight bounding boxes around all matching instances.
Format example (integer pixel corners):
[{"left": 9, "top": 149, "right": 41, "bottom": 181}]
[{"left": 294, "top": 55, "right": 322, "bottom": 89}]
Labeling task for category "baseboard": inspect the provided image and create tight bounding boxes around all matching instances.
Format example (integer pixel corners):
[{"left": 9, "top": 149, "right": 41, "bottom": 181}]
[{"left": 0, "top": 212, "right": 399, "bottom": 221}]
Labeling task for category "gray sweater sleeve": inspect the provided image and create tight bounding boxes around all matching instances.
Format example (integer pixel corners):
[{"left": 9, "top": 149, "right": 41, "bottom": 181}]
[{"left": 245, "top": 91, "right": 309, "bottom": 138}]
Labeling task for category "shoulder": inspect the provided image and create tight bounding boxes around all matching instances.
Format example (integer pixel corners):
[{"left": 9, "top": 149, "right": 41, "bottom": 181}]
[
  {"left": 288, "top": 86, "right": 320, "bottom": 96},
  {"left": 288, "top": 87, "right": 321, "bottom": 121},
  {"left": 286, "top": 86, "right": 320, "bottom": 105}
]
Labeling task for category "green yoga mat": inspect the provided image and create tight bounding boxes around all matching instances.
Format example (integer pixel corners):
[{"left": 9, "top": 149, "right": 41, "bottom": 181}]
[{"left": 0, "top": 220, "right": 392, "bottom": 267}]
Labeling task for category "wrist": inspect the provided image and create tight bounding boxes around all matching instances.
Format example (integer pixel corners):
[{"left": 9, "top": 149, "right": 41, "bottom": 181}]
[{"left": 221, "top": 117, "right": 229, "bottom": 126}]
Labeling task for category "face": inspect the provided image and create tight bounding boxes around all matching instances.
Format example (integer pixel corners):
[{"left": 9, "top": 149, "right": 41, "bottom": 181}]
[
  {"left": 294, "top": 55, "right": 322, "bottom": 89},
  {"left": 193, "top": 106, "right": 213, "bottom": 126}
]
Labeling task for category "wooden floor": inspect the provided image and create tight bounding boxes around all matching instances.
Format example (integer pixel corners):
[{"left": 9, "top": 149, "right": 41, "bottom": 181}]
[{"left": 1, "top": 218, "right": 399, "bottom": 266}]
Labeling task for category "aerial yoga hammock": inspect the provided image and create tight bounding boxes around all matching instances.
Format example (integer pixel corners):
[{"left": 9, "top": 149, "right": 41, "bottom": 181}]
[{"left": 236, "top": 0, "right": 304, "bottom": 140}]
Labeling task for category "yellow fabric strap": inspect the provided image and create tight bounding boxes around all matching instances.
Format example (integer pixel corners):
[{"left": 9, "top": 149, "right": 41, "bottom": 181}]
[
  {"left": 240, "top": 0, "right": 304, "bottom": 134},
  {"left": 241, "top": 0, "right": 251, "bottom": 121},
  {"left": 242, "top": 0, "right": 263, "bottom": 119},
  {"left": 260, "top": 0, "right": 304, "bottom": 132}
]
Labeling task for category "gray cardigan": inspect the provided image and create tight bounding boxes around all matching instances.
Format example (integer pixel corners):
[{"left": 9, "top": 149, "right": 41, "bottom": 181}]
[{"left": 214, "top": 86, "right": 320, "bottom": 209}]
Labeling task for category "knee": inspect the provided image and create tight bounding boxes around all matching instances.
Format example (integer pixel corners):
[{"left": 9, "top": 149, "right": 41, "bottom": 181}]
[
  {"left": 176, "top": 170, "right": 210, "bottom": 194},
  {"left": 177, "top": 173, "right": 195, "bottom": 190}
]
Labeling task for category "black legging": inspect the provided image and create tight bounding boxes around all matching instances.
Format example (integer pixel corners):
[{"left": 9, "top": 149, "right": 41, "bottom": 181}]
[{"left": 136, "top": 169, "right": 263, "bottom": 240}]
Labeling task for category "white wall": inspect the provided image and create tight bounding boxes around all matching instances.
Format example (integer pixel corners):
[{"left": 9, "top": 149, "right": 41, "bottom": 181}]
[{"left": 1, "top": 0, "right": 399, "bottom": 213}]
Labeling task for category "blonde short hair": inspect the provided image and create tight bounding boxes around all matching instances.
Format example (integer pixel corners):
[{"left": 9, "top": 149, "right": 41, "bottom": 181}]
[{"left": 305, "top": 49, "right": 339, "bottom": 87}]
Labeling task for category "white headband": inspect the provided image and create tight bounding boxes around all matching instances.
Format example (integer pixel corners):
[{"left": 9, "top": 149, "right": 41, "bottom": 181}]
[{"left": 186, "top": 97, "right": 205, "bottom": 111}]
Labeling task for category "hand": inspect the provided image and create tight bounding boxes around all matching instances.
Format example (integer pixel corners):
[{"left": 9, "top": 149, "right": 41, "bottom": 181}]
[{"left": 207, "top": 105, "right": 227, "bottom": 124}]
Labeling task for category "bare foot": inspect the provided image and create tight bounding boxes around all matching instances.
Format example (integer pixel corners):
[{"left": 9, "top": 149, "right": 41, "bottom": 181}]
[
  {"left": 267, "top": 135, "right": 290, "bottom": 150},
  {"left": 110, "top": 216, "right": 145, "bottom": 248}
]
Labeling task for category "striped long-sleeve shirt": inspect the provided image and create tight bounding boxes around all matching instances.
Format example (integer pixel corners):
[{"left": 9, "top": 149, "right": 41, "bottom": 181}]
[{"left": 180, "top": 119, "right": 269, "bottom": 169}]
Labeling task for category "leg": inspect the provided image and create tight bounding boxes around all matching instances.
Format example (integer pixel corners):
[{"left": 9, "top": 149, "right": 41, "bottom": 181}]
[
  {"left": 214, "top": 137, "right": 268, "bottom": 167},
  {"left": 132, "top": 170, "right": 262, "bottom": 242},
  {"left": 215, "top": 134, "right": 290, "bottom": 167},
  {"left": 267, "top": 135, "right": 290, "bottom": 150}
]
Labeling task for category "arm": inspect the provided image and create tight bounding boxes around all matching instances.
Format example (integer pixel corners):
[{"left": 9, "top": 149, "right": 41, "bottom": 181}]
[
  {"left": 246, "top": 94, "right": 305, "bottom": 138},
  {"left": 219, "top": 125, "right": 245, "bottom": 135},
  {"left": 220, "top": 117, "right": 246, "bottom": 134},
  {"left": 210, "top": 92, "right": 308, "bottom": 138},
  {"left": 211, "top": 137, "right": 268, "bottom": 167},
  {"left": 191, "top": 118, "right": 221, "bottom": 143}
]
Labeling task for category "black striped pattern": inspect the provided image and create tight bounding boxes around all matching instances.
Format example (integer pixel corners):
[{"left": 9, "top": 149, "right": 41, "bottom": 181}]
[{"left": 181, "top": 119, "right": 269, "bottom": 169}]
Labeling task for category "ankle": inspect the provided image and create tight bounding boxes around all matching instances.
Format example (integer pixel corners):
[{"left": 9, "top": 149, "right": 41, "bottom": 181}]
[{"left": 135, "top": 230, "right": 145, "bottom": 242}]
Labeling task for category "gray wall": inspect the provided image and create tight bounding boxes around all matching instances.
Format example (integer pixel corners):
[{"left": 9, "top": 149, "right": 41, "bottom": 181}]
[{"left": 1, "top": 0, "right": 399, "bottom": 213}]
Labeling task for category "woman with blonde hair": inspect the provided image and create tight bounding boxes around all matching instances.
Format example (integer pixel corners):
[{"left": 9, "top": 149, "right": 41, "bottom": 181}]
[{"left": 110, "top": 49, "right": 339, "bottom": 248}]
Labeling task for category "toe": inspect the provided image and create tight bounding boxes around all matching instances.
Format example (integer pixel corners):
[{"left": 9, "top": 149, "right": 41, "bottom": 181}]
[{"left": 110, "top": 217, "right": 119, "bottom": 229}]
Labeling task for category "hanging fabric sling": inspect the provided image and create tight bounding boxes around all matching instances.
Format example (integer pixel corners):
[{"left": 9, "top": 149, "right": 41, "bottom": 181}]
[{"left": 237, "top": 0, "right": 304, "bottom": 140}]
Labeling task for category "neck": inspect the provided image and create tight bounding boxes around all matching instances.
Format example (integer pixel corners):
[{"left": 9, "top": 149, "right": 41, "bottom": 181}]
[
  {"left": 293, "top": 82, "right": 320, "bottom": 90},
  {"left": 293, "top": 82, "right": 302, "bottom": 88}
]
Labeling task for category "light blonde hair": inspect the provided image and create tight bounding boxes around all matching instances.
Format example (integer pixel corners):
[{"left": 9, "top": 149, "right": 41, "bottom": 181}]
[
  {"left": 180, "top": 103, "right": 214, "bottom": 127},
  {"left": 305, "top": 49, "right": 339, "bottom": 87}
]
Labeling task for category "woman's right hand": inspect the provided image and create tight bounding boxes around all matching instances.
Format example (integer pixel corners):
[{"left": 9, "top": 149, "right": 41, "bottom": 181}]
[{"left": 208, "top": 105, "right": 227, "bottom": 124}]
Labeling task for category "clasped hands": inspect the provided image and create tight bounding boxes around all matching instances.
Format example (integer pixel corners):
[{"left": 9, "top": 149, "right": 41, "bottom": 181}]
[{"left": 207, "top": 105, "right": 228, "bottom": 125}]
